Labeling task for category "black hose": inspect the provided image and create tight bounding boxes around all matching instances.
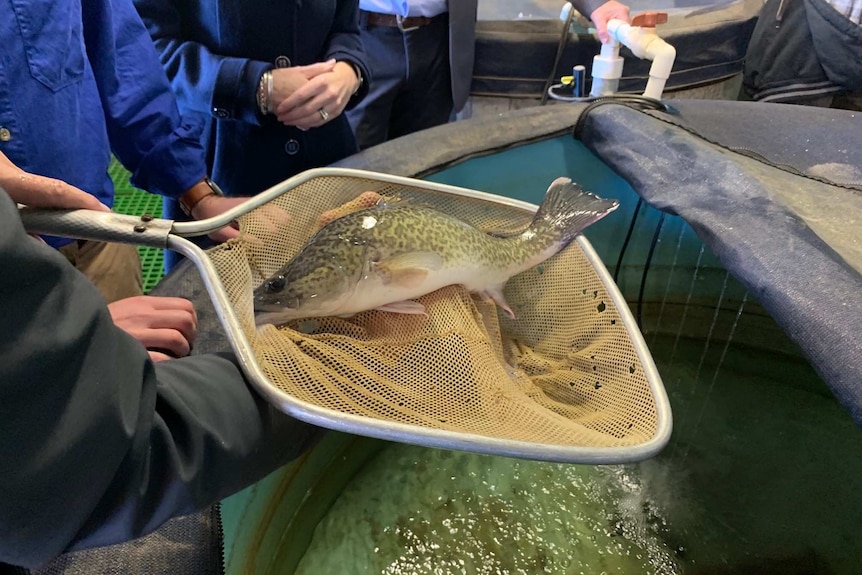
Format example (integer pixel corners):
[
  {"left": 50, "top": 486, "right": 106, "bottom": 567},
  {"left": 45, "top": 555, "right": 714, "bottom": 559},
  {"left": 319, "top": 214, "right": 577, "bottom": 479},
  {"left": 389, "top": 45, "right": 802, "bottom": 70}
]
[
  {"left": 541, "top": 6, "right": 577, "bottom": 106},
  {"left": 572, "top": 95, "right": 671, "bottom": 140}
]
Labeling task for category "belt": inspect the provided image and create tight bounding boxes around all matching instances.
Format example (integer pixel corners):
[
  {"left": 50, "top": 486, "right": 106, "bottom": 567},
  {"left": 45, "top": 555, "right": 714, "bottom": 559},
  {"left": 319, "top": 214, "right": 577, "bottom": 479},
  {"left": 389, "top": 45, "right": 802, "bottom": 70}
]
[{"left": 359, "top": 10, "right": 444, "bottom": 31}]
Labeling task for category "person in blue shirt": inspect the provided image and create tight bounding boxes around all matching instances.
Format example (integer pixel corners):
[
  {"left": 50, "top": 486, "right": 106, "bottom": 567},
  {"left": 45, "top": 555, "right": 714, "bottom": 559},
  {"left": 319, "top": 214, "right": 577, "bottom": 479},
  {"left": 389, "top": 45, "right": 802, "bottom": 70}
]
[
  {"left": 0, "top": 0, "right": 247, "bottom": 302},
  {"left": 132, "top": 0, "right": 370, "bottom": 215},
  {"left": 346, "top": 0, "right": 630, "bottom": 150}
]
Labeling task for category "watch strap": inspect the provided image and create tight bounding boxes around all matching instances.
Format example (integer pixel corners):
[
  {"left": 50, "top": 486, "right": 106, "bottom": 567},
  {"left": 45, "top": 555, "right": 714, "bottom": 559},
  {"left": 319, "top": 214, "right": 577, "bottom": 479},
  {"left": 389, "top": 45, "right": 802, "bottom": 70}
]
[{"left": 179, "top": 178, "right": 224, "bottom": 217}]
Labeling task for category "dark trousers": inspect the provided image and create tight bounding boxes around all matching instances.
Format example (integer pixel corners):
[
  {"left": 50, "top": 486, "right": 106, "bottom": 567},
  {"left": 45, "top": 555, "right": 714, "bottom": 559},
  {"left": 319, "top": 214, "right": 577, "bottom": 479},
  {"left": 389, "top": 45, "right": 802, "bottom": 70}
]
[{"left": 347, "top": 14, "right": 453, "bottom": 150}]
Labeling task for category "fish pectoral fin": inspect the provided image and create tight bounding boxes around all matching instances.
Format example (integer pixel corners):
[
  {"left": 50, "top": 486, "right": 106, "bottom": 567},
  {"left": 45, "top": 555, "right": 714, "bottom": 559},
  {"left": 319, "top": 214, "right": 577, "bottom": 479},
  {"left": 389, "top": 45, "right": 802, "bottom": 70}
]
[
  {"left": 478, "top": 285, "right": 516, "bottom": 319},
  {"left": 374, "top": 300, "right": 427, "bottom": 315},
  {"left": 373, "top": 251, "right": 443, "bottom": 289}
]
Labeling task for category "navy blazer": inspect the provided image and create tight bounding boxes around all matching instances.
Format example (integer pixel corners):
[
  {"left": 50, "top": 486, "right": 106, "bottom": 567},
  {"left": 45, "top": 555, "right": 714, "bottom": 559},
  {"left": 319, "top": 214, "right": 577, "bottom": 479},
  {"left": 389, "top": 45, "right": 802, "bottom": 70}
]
[{"left": 134, "top": 0, "right": 370, "bottom": 198}]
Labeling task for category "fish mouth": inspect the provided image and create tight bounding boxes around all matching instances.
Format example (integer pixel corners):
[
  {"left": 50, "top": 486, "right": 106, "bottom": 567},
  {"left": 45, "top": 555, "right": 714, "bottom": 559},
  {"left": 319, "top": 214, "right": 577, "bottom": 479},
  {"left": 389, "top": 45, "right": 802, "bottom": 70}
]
[
  {"left": 252, "top": 297, "right": 302, "bottom": 326},
  {"left": 254, "top": 310, "right": 299, "bottom": 327},
  {"left": 253, "top": 300, "right": 289, "bottom": 313}
]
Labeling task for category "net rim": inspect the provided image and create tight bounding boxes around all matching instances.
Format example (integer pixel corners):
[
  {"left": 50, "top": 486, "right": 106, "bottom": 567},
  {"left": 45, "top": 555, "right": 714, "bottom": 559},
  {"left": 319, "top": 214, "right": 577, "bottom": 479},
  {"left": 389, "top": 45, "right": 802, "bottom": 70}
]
[{"left": 172, "top": 168, "right": 672, "bottom": 464}]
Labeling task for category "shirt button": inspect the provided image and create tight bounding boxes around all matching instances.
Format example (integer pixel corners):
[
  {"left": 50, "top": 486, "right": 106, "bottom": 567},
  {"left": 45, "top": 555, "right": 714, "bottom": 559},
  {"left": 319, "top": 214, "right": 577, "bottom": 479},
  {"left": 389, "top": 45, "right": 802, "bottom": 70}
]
[
  {"left": 284, "top": 139, "right": 300, "bottom": 155},
  {"left": 0, "top": 127, "right": 11, "bottom": 142},
  {"left": 275, "top": 55, "right": 292, "bottom": 68},
  {"left": 212, "top": 108, "right": 231, "bottom": 119}
]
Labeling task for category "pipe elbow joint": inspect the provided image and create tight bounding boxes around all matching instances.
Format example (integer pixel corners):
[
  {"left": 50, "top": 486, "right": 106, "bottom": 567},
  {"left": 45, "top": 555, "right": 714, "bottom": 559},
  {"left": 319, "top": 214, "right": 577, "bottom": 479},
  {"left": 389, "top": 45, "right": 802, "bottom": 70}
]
[{"left": 645, "top": 39, "right": 676, "bottom": 79}]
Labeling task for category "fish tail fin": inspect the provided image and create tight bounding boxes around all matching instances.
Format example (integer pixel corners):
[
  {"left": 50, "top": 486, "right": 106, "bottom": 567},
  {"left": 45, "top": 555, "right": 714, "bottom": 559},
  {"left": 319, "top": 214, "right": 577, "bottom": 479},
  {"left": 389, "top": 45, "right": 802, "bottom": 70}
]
[{"left": 531, "top": 177, "right": 619, "bottom": 244}]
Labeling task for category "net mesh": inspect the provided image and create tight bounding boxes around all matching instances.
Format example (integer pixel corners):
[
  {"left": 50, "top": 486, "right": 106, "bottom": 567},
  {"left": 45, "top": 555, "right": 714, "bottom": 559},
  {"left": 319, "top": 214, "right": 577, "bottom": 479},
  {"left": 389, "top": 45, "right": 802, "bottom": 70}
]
[{"left": 208, "top": 175, "right": 659, "bottom": 449}]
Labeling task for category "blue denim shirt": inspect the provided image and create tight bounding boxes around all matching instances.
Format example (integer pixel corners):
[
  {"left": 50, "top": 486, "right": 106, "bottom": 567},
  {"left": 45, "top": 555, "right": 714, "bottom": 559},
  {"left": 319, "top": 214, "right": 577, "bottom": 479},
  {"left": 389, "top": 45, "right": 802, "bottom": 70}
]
[{"left": 0, "top": 0, "right": 207, "bottom": 246}]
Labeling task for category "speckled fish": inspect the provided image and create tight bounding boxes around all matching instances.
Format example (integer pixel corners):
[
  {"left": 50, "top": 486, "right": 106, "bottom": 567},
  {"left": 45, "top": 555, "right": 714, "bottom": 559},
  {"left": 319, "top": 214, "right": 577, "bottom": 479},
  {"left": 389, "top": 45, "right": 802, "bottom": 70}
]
[{"left": 253, "top": 177, "right": 619, "bottom": 326}]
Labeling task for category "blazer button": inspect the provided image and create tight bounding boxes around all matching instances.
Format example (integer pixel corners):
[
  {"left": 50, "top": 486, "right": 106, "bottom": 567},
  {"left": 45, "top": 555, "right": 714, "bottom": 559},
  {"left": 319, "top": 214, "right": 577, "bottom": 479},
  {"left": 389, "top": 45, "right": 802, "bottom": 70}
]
[
  {"left": 275, "top": 55, "right": 292, "bottom": 68},
  {"left": 213, "top": 107, "right": 231, "bottom": 119},
  {"left": 285, "top": 139, "right": 300, "bottom": 155}
]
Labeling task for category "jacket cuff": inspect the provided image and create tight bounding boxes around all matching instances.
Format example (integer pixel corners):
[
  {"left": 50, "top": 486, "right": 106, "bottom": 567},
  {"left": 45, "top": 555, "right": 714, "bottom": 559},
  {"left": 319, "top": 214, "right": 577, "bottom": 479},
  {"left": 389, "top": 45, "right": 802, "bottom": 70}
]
[
  {"left": 129, "top": 121, "right": 208, "bottom": 200},
  {"left": 212, "top": 58, "right": 273, "bottom": 126},
  {"left": 328, "top": 52, "right": 370, "bottom": 110}
]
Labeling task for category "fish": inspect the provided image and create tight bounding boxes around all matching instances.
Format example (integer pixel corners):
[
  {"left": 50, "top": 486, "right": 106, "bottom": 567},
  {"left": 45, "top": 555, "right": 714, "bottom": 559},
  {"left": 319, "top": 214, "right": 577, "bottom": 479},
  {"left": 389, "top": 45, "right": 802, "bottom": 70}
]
[{"left": 253, "top": 177, "right": 619, "bottom": 326}]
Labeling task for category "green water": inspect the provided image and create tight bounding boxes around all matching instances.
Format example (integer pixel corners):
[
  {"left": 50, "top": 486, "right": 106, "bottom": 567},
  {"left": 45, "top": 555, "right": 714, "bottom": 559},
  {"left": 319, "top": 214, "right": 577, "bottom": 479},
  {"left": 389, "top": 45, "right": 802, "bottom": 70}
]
[{"left": 294, "top": 334, "right": 860, "bottom": 574}]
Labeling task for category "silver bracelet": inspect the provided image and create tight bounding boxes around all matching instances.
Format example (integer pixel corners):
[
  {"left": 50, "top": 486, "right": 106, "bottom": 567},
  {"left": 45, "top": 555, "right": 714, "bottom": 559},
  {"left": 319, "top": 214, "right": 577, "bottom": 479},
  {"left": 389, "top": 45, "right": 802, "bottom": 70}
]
[
  {"left": 266, "top": 70, "right": 274, "bottom": 113},
  {"left": 256, "top": 72, "right": 267, "bottom": 115},
  {"left": 257, "top": 70, "right": 273, "bottom": 115}
]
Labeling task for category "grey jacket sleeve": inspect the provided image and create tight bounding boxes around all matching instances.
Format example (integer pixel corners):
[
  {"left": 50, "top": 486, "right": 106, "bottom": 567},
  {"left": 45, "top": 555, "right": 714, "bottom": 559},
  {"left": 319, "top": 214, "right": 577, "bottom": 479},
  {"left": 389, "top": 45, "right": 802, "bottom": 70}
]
[{"left": 0, "top": 192, "right": 320, "bottom": 569}]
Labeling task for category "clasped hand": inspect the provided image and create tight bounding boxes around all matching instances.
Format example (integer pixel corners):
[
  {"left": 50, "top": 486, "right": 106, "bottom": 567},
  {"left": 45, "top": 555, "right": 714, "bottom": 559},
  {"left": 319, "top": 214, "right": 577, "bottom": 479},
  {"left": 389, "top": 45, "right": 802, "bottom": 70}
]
[{"left": 270, "top": 59, "right": 359, "bottom": 130}]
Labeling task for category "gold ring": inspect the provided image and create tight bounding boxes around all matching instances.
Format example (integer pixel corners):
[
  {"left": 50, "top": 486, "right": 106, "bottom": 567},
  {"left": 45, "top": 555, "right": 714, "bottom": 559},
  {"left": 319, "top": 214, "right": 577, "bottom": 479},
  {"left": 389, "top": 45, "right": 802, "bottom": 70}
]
[{"left": 318, "top": 108, "right": 330, "bottom": 121}]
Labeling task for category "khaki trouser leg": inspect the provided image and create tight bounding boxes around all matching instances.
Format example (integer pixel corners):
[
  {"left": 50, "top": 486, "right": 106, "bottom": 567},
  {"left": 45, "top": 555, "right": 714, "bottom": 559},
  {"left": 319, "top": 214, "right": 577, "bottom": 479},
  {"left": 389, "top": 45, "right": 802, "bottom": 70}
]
[{"left": 59, "top": 240, "right": 143, "bottom": 303}]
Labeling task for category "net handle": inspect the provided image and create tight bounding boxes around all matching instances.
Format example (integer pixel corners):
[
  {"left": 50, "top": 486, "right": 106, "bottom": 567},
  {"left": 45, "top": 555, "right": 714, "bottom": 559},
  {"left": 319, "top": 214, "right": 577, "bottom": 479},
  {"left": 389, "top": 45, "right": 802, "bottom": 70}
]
[{"left": 19, "top": 168, "right": 535, "bottom": 244}]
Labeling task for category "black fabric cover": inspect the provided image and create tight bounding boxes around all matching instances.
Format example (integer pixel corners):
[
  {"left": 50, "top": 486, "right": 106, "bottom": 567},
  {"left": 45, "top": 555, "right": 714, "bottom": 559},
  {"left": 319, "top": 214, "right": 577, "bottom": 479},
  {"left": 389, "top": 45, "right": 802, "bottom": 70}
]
[{"left": 577, "top": 100, "right": 862, "bottom": 424}]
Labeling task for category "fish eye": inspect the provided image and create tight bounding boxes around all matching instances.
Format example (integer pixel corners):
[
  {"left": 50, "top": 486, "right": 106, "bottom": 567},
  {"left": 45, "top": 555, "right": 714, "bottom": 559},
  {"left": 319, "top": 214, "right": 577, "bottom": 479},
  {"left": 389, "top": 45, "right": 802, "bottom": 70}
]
[{"left": 264, "top": 275, "right": 286, "bottom": 293}]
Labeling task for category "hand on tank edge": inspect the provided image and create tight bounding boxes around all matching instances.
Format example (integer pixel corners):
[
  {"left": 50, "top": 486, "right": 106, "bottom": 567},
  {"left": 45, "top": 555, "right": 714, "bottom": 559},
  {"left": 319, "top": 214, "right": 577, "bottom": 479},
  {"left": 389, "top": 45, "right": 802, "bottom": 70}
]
[{"left": 108, "top": 295, "right": 198, "bottom": 362}]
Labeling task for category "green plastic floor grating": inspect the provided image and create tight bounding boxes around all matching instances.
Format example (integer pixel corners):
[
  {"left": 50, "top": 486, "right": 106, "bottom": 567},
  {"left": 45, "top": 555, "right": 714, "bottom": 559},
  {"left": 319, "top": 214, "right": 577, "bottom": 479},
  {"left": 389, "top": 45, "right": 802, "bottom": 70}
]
[{"left": 109, "top": 158, "right": 164, "bottom": 293}]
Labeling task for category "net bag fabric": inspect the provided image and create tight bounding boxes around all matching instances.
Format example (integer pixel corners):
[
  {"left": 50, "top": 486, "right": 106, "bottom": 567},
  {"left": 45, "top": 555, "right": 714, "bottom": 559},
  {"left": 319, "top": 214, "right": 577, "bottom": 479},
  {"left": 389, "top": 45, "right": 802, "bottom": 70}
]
[{"left": 208, "top": 174, "right": 662, "bottom": 454}]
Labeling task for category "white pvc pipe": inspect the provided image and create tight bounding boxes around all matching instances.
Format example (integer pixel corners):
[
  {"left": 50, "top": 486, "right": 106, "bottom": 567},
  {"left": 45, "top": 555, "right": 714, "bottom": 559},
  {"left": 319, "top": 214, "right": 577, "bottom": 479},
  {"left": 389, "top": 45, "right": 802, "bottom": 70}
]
[
  {"left": 589, "top": 39, "right": 624, "bottom": 97},
  {"left": 606, "top": 18, "right": 676, "bottom": 100}
]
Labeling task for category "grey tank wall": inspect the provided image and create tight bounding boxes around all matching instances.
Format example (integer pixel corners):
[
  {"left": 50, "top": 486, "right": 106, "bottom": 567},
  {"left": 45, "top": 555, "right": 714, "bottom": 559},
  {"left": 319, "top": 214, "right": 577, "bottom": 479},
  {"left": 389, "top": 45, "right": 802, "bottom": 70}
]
[{"left": 470, "top": 0, "right": 761, "bottom": 99}]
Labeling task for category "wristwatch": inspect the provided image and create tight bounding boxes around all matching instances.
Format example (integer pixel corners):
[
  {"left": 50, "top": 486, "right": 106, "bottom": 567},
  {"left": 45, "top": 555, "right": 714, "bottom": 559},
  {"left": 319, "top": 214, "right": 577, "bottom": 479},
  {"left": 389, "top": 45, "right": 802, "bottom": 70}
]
[
  {"left": 179, "top": 177, "right": 224, "bottom": 217},
  {"left": 346, "top": 61, "right": 363, "bottom": 95}
]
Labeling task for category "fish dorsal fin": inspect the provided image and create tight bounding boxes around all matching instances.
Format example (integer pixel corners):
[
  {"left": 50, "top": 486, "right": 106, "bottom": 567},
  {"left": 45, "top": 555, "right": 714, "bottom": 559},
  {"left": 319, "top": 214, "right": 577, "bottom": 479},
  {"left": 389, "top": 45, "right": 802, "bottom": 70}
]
[
  {"left": 376, "top": 194, "right": 411, "bottom": 209},
  {"left": 372, "top": 251, "right": 443, "bottom": 288}
]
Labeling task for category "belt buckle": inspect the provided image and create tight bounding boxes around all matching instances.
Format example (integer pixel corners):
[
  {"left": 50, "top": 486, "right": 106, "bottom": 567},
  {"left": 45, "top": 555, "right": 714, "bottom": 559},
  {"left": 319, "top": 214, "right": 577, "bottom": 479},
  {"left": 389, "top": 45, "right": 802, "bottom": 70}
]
[{"left": 396, "top": 14, "right": 420, "bottom": 32}]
